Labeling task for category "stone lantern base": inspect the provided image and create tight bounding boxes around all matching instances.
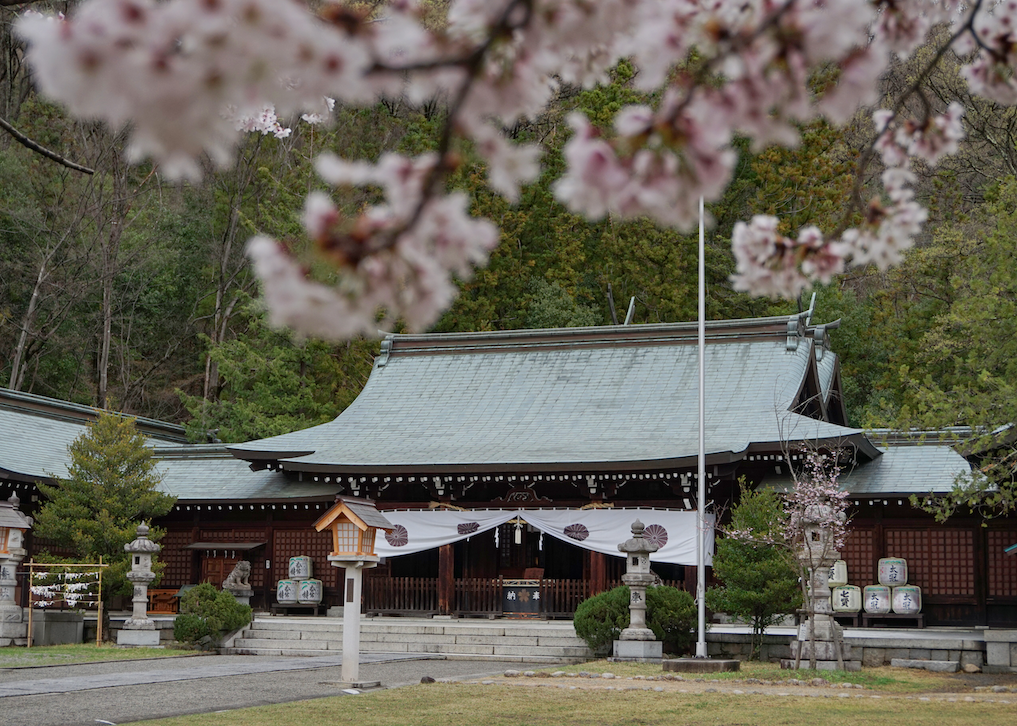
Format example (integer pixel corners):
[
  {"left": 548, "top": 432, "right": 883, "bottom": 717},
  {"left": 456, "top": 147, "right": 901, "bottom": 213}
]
[
  {"left": 117, "top": 628, "right": 161, "bottom": 647},
  {"left": 611, "top": 639, "right": 663, "bottom": 661},
  {"left": 0, "top": 613, "right": 27, "bottom": 647}
]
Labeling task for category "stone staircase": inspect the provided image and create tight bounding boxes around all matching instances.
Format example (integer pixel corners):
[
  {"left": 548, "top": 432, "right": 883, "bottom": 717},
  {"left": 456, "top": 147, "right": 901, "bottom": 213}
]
[{"left": 222, "top": 616, "right": 593, "bottom": 663}]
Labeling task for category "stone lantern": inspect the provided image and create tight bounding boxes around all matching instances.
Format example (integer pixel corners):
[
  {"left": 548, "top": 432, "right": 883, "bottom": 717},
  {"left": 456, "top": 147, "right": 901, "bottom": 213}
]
[
  {"left": 314, "top": 496, "right": 394, "bottom": 686},
  {"left": 613, "top": 519, "right": 662, "bottom": 661},
  {"left": 788, "top": 504, "right": 860, "bottom": 671},
  {"left": 117, "top": 523, "right": 161, "bottom": 647},
  {"left": 0, "top": 494, "right": 32, "bottom": 647}
]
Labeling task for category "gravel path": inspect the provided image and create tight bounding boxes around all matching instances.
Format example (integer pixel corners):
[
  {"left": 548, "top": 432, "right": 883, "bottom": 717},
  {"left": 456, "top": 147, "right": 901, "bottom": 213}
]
[{"left": 0, "top": 653, "right": 557, "bottom": 725}]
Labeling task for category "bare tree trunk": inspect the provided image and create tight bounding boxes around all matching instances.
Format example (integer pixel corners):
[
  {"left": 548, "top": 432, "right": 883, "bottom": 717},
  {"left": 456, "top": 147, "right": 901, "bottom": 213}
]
[
  {"left": 97, "top": 160, "right": 126, "bottom": 409},
  {"left": 9, "top": 259, "right": 46, "bottom": 390},
  {"left": 200, "top": 138, "right": 262, "bottom": 401}
]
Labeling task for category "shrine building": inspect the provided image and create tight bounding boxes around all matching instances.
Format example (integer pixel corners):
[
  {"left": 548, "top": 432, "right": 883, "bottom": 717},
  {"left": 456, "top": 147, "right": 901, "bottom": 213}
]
[{"left": 0, "top": 312, "right": 1013, "bottom": 626}]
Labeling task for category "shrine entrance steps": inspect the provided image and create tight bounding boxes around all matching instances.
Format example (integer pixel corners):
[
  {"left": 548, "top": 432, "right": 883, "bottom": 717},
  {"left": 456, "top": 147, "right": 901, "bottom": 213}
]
[{"left": 222, "top": 615, "right": 594, "bottom": 663}]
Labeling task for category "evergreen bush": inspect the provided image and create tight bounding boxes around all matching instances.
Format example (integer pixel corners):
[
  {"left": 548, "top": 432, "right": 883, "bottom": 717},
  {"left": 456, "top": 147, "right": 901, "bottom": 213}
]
[
  {"left": 173, "top": 582, "right": 252, "bottom": 647},
  {"left": 573, "top": 584, "right": 696, "bottom": 655}
]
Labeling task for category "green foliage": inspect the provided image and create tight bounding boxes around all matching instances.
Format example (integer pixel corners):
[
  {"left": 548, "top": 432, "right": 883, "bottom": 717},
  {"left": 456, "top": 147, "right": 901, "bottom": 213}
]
[
  {"left": 645, "top": 585, "right": 698, "bottom": 655},
  {"left": 179, "top": 300, "right": 374, "bottom": 443},
  {"left": 33, "top": 411, "right": 176, "bottom": 602},
  {"left": 173, "top": 583, "right": 252, "bottom": 647},
  {"left": 573, "top": 585, "right": 696, "bottom": 656},
  {"left": 573, "top": 585, "right": 630, "bottom": 654},
  {"left": 707, "top": 483, "right": 801, "bottom": 659}
]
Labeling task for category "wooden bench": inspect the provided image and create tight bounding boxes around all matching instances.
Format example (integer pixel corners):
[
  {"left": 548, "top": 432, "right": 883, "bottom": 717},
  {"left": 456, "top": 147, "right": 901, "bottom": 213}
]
[
  {"left": 862, "top": 612, "right": 925, "bottom": 628},
  {"left": 147, "top": 588, "right": 181, "bottom": 614}
]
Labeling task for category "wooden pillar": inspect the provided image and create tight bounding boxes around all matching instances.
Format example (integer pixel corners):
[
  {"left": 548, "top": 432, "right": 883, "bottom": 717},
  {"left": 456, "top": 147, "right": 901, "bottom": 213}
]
[
  {"left": 589, "top": 551, "right": 607, "bottom": 595},
  {"left": 438, "top": 543, "right": 454, "bottom": 615}
]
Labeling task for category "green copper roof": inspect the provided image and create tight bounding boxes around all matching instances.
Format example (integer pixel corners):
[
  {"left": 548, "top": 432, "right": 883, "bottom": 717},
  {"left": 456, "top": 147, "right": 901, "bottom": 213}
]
[{"left": 231, "top": 316, "right": 878, "bottom": 474}]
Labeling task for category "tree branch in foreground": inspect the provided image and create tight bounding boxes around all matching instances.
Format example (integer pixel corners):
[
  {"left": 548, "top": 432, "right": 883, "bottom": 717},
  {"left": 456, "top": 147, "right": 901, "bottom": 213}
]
[{"left": 0, "top": 115, "right": 94, "bottom": 174}]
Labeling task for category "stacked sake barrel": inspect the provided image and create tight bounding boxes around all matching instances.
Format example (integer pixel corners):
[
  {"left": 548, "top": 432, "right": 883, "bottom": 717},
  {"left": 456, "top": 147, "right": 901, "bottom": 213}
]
[
  {"left": 863, "top": 558, "right": 922, "bottom": 615},
  {"left": 829, "top": 560, "right": 861, "bottom": 613},
  {"left": 276, "top": 556, "right": 323, "bottom": 607},
  {"left": 830, "top": 557, "right": 922, "bottom": 616}
]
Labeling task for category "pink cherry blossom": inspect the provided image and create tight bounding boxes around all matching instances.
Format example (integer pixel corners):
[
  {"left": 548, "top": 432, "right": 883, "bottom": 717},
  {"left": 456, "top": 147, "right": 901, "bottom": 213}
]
[{"left": 13, "top": 0, "right": 1017, "bottom": 338}]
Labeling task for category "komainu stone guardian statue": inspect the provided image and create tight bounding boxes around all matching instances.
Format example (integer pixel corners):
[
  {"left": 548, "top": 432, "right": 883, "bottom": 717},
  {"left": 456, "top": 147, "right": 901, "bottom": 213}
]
[{"left": 222, "top": 561, "right": 254, "bottom": 606}]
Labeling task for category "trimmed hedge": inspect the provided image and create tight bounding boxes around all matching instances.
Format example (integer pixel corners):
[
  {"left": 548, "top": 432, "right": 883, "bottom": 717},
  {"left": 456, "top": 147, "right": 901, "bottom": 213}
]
[
  {"left": 173, "top": 583, "right": 252, "bottom": 647},
  {"left": 573, "top": 585, "right": 697, "bottom": 655}
]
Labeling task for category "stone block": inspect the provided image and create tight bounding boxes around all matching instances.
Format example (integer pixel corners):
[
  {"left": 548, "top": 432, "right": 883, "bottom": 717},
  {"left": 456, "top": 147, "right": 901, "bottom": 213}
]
[
  {"left": 862, "top": 648, "right": 886, "bottom": 667},
  {"left": 1011, "top": 643, "right": 1017, "bottom": 666},
  {"left": 908, "top": 648, "right": 931, "bottom": 660},
  {"left": 31, "top": 611, "right": 83, "bottom": 646},
  {"left": 791, "top": 641, "right": 842, "bottom": 661},
  {"left": 930, "top": 650, "right": 948, "bottom": 660},
  {"left": 117, "top": 629, "right": 161, "bottom": 647},
  {"left": 707, "top": 643, "right": 723, "bottom": 656},
  {"left": 948, "top": 650, "right": 962, "bottom": 662},
  {"left": 663, "top": 658, "right": 740, "bottom": 673},
  {"left": 886, "top": 648, "right": 911, "bottom": 661},
  {"left": 891, "top": 659, "right": 959, "bottom": 673},
  {"left": 613, "top": 640, "right": 662, "bottom": 660},
  {"left": 960, "top": 650, "right": 984, "bottom": 668},
  {"left": 986, "top": 642, "right": 1011, "bottom": 667}
]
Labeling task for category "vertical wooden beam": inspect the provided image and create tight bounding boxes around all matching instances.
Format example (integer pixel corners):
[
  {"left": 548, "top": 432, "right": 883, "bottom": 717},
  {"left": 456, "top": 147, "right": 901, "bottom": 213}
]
[
  {"left": 438, "top": 543, "right": 454, "bottom": 615},
  {"left": 590, "top": 551, "right": 607, "bottom": 595}
]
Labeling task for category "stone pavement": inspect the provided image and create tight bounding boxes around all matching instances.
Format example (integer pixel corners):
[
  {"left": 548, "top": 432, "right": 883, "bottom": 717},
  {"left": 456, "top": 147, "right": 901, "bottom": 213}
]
[{"left": 0, "top": 653, "right": 556, "bottom": 726}]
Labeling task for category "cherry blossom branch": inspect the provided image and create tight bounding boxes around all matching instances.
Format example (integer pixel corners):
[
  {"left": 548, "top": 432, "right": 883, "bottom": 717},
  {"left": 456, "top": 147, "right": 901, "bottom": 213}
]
[
  {"left": 834, "top": 0, "right": 986, "bottom": 241},
  {"left": 0, "top": 115, "right": 95, "bottom": 174}
]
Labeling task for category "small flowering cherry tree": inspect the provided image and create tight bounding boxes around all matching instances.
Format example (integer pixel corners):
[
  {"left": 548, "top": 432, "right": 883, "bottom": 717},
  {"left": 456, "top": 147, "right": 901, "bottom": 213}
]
[
  {"left": 10, "top": 0, "right": 1015, "bottom": 338},
  {"left": 722, "top": 449, "right": 849, "bottom": 669}
]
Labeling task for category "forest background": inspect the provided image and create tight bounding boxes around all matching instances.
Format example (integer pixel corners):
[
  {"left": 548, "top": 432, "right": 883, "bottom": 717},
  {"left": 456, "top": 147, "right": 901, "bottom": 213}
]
[{"left": 1, "top": 2, "right": 1014, "bottom": 463}]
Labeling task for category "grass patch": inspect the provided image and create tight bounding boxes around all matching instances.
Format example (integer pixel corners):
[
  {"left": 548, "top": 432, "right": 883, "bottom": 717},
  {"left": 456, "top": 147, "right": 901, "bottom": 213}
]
[
  {"left": 551, "top": 660, "right": 972, "bottom": 693},
  {"left": 131, "top": 682, "right": 1014, "bottom": 726},
  {"left": 0, "top": 643, "right": 192, "bottom": 668}
]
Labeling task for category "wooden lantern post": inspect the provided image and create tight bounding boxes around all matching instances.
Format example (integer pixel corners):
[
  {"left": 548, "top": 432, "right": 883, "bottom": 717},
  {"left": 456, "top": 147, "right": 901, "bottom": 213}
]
[{"left": 314, "top": 496, "right": 394, "bottom": 687}]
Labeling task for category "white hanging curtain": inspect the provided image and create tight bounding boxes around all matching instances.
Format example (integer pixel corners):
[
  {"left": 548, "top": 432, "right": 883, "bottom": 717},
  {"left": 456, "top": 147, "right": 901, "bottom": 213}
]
[{"left": 373, "top": 508, "right": 713, "bottom": 566}]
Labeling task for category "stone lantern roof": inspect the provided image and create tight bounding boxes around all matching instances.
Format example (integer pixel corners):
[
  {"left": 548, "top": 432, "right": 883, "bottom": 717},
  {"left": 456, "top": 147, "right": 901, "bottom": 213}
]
[
  {"left": 124, "top": 523, "right": 161, "bottom": 554},
  {"left": 0, "top": 494, "right": 32, "bottom": 531}
]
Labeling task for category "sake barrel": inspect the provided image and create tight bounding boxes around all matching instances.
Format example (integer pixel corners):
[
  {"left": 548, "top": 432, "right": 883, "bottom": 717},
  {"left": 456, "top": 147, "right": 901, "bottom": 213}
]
[
  {"left": 828, "top": 560, "right": 849, "bottom": 588},
  {"left": 863, "top": 584, "right": 891, "bottom": 613},
  {"left": 892, "top": 585, "right": 922, "bottom": 614},
  {"left": 276, "top": 579, "right": 298, "bottom": 604},
  {"left": 298, "top": 578, "right": 323, "bottom": 604},
  {"left": 288, "top": 555, "right": 312, "bottom": 579},
  {"left": 831, "top": 585, "right": 861, "bottom": 613},
  {"left": 877, "top": 557, "right": 907, "bottom": 586}
]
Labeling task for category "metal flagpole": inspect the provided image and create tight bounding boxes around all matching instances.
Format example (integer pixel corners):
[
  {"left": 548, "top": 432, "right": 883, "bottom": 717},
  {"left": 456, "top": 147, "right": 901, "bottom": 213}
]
[{"left": 696, "top": 196, "right": 707, "bottom": 658}]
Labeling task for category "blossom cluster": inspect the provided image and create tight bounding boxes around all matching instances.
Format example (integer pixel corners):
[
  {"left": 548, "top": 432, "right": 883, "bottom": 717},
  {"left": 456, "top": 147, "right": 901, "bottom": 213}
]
[
  {"left": 13, "top": 0, "right": 1017, "bottom": 337},
  {"left": 248, "top": 152, "right": 499, "bottom": 338}
]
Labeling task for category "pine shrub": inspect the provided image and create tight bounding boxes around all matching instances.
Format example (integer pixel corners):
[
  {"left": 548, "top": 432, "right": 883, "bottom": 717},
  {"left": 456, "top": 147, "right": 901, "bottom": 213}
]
[{"left": 573, "top": 585, "right": 696, "bottom": 655}]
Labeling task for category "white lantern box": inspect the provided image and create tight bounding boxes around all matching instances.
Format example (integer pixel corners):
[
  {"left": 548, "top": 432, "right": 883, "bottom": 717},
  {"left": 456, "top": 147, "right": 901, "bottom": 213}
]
[
  {"left": 877, "top": 557, "right": 907, "bottom": 586},
  {"left": 298, "top": 579, "right": 323, "bottom": 604},
  {"left": 288, "top": 556, "right": 312, "bottom": 580},
  {"left": 276, "top": 579, "right": 298, "bottom": 605},
  {"left": 828, "top": 560, "right": 849, "bottom": 588},
  {"left": 892, "top": 585, "right": 922, "bottom": 614},
  {"left": 831, "top": 585, "right": 861, "bottom": 613},
  {"left": 863, "top": 585, "right": 891, "bottom": 614}
]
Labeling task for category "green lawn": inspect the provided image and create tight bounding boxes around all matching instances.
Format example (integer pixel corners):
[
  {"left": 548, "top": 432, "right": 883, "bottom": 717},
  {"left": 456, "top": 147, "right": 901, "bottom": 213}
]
[
  {"left": 0, "top": 643, "right": 196, "bottom": 668},
  {"left": 130, "top": 682, "right": 1016, "bottom": 726}
]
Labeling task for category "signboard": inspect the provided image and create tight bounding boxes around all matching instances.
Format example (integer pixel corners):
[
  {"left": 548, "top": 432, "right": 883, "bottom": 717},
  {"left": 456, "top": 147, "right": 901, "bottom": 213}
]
[{"left": 503, "top": 578, "right": 540, "bottom": 618}]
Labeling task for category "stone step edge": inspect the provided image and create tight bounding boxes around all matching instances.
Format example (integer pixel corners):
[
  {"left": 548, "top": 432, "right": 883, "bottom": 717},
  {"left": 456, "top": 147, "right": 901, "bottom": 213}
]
[
  {"left": 889, "top": 658, "right": 960, "bottom": 673},
  {"left": 220, "top": 647, "right": 584, "bottom": 663}
]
